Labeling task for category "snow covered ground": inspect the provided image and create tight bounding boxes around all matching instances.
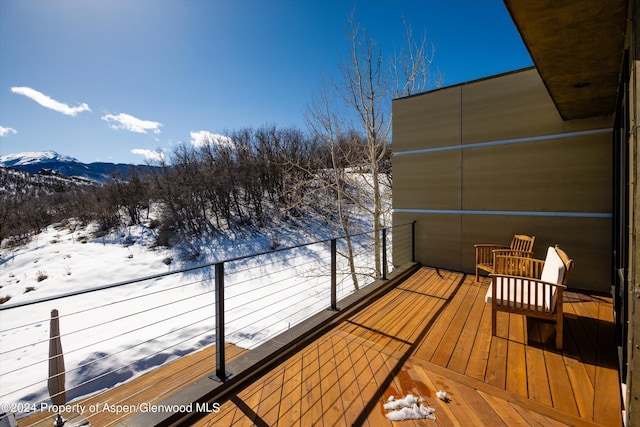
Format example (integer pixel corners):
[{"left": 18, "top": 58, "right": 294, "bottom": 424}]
[{"left": 0, "top": 220, "right": 381, "bottom": 414}]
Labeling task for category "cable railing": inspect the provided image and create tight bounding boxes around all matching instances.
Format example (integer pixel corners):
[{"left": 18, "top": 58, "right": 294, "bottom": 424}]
[{"left": 0, "top": 222, "right": 415, "bottom": 424}]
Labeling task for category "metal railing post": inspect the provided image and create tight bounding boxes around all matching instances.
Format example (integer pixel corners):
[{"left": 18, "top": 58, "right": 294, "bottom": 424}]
[
  {"left": 330, "top": 239, "right": 338, "bottom": 311},
  {"left": 382, "top": 228, "right": 388, "bottom": 280},
  {"left": 210, "top": 262, "right": 229, "bottom": 382}
]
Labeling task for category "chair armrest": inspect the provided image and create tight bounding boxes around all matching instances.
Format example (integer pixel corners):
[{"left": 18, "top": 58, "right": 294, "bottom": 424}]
[
  {"left": 489, "top": 273, "right": 567, "bottom": 290},
  {"left": 494, "top": 255, "right": 545, "bottom": 278},
  {"left": 475, "top": 244, "right": 508, "bottom": 266},
  {"left": 492, "top": 249, "right": 533, "bottom": 257},
  {"left": 474, "top": 244, "right": 508, "bottom": 249}
]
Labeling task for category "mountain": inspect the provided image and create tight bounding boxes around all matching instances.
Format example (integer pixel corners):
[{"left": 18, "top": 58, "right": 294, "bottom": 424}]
[
  {"left": 0, "top": 151, "right": 78, "bottom": 166},
  {"left": 0, "top": 151, "right": 160, "bottom": 183}
]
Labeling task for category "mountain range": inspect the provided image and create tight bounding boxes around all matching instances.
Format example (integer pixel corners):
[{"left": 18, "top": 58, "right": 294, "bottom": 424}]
[{"left": 0, "top": 151, "right": 159, "bottom": 183}]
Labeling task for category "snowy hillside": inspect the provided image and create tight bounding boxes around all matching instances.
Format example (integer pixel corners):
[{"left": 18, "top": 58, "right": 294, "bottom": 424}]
[
  {"left": 0, "top": 166, "right": 95, "bottom": 199},
  {"left": 0, "top": 218, "right": 375, "bottom": 413}
]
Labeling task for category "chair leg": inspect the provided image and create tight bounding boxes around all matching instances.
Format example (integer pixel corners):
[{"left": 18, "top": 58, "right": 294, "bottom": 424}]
[
  {"left": 492, "top": 309, "right": 497, "bottom": 336},
  {"left": 556, "top": 316, "right": 563, "bottom": 350}
]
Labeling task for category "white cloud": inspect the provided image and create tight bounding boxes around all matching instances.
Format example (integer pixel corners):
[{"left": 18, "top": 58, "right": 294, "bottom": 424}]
[
  {"left": 10, "top": 86, "right": 90, "bottom": 116},
  {"left": 131, "top": 148, "right": 165, "bottom": 163},
  {"left": 0, "top": 126, "right": 17, "bottom": 136},
  {"left": 190, "top": 130, "right": 234, "bottom": 148},
  {"left": 102, "top": 113, "right": 162, "bottom": 134}
]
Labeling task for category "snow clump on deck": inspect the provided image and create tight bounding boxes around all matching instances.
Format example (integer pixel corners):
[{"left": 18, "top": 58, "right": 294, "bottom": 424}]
[{"left": 384, "top": 394, "right": 436, "bottom": 421}]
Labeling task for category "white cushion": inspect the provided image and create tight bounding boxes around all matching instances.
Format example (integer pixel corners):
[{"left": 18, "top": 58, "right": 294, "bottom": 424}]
[
  {"left": 485, "top": 277, "right": 557, "bottom": 313},
  {"left": 485, "top": 246, "right": 565, "bottom": 313},
  {"left": 484, "top": 285, "right": 492, "bottom": 304},
  {"left": 540, "top": 246, "right": 566, "bottom": 285}
]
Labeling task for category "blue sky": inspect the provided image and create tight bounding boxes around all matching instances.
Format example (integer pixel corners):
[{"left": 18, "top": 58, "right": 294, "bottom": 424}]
[{"left": 0, "top": 0, "right": 532, "bottom": 165}]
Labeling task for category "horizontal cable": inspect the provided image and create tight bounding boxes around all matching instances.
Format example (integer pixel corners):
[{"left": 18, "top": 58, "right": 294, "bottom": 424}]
[
  {"left": 0, "top": 223, "right": 412, "bottom": 310},
  {"left": 1, "top": 222, "right": 412, "bottom": 409},
  {"left": 0, "top": 289, "right": 213, "bottom": 356},
  {"left": 0, "top": 276, "right": 203, "bottom": 335}
]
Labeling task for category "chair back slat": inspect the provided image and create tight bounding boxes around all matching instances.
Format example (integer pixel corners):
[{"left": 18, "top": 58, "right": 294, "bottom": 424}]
[{"left": 510, "top": 235, "right": 535, "bottom": 252}]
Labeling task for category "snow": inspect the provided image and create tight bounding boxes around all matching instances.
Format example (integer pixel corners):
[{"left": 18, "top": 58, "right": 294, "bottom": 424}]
[
  {"left": 0, "top": 219, "right": 375, "bottom": 415},
  {"left": 0, "top": 150, "right": 77, "bottom": 167},
  {"left": 384, "top": 394, "right": 436, "bottom": 421},
  {"left": 436, "top": 390, "right": 449, "bottom": 402}
]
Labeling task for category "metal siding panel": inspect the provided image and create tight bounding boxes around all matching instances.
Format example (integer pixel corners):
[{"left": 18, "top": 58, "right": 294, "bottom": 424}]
[
  {"left": 393, "top": 86, "right": 461, "bottom": 152},
  {"left": 461, "top": 69, "right": 563, "bottom": 143},
  {"left": 394, "top": 212, "right": 462, "bottom": 271},
  {"left": 393, "top": 151, "right": 461, "bottom": 210},
  {"left": 462, "top": 132, "right": 612, "bottom": 212},
  {"left": 392, "top": 68, "right": 614, "bottom": 294},
  {"left": 460, "top": 69, "right": 612, "bottom": 144}
]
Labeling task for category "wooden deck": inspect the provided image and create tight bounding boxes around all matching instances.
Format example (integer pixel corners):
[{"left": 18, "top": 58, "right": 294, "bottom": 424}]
[
  {"left": 16, "top": 344, "right": 247, "bottom": 427},
  {"left": 18, "top": 267, "right": 622, "bottom": 426}
]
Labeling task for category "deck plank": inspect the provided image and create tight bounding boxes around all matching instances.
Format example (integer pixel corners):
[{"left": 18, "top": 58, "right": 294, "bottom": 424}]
[
  {"left": 506, "top": 314, "right": 528, "bottom": 398},
  {"left": 506, "top": 340, "right": 528, "bottom": 398},
  {"left": 477, "top": 390, "right": 526, "bottom": 426},
  {"left": 430, "top": 277, "right": 476, "bottom": 368},
  {"left": 409, "top": 364, "right": 459, "bottom": 427},
  {"left": 316, "top": 334, "right": 343, "bottom": 426},
  {"left": 564, "top": 294, "right": 598, "bottom": 384},
  {"left": 485, "top": 336, "right": 508, "bottom": 389},
  {"left": 412, "top": 274, "right": 464, "bottom": 361},
  {"left": 524, "top": 322, "right": 552, "bottom": 406},
  {"left": 448, "top": 279, "right": 486, "bottom": 374},
  {"left": 278, "top": 355, "right": 302, "bottom": 426},
  {"left": 510, "top": 403, "right": 570, "bottom": 427},
  {"left": 542, "top": 334, "right": 580, "bottom": 417},
  {"left": 16, "top": 267, "right": 622, "bottom": 427},
  {"left": 447, "top": 381, "right": 509, "bottom": 426},
  {"left": 593, "top": 300, "right": 623, "bottom": 426},
  {"left": 299, "top": 341, "right": 323, "bottom": 425},
  {"left": 335, "top": 334, "right": 364, "bottom": 426},
  {"left": 465, "top": 284, "right": 493, "bottom": 381},
  {"left": 254, "top": 364, "right": 285, "bottom": 426}
]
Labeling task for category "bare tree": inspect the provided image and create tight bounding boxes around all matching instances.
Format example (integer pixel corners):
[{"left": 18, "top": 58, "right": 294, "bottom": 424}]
[
  {"left": 301, "top": 12, "right": 438, "bottom": 285},
  {"left": 392, "top": 17, "right": 442, "bottom": 97},
  {"left": 304, "top": 82, "right": 363, "bottom": 288}
]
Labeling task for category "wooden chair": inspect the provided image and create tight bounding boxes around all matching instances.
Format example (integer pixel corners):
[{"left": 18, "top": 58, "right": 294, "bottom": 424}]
[
  {"left": 486, "top": 245, "right": 573, "bottom": 349},
  {"left": 475, "top": 234, "right": 535, "bottom": 281}
]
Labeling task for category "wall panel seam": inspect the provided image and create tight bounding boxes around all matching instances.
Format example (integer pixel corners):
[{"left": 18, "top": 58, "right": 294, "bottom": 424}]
[
  {"left": 393, "top": 209, "right": 612, "bottom": 218},
  {"left": 393, "top": 128, "right": 613, "bottom": 157}
]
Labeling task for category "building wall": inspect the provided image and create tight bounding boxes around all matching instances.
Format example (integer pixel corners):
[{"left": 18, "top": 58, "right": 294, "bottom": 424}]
[
  {"left": 392, "top": 68, "right": 614, "bottom": 292},
  {"left": 626, "top": 54, "right": 639, "bottom": 427},
  {"left": 624, "top": 1, "right": 640, "bottom": 419}
]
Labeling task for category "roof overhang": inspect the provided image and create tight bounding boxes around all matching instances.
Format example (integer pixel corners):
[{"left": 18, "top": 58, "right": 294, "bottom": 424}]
[{"left": 503, "top": 0, "right": 628, "bottom": 120}]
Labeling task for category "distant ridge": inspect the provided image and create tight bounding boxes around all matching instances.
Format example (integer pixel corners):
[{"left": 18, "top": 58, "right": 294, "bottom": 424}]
[
  {"left": 0, "top": 151, "right": 160, "bottom": 183},
  {"left": 0, "top": 150, "right": 78, "bottom": 166}
]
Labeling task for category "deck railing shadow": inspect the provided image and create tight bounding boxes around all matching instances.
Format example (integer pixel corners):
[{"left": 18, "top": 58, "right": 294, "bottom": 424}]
[
  {"left": 157, "top": 266, "right": 620, "bottom": 426},
  {"left": 349, "top": 271, "right": 467, "bottom": 425},
  {"left": 0, "top": 222, "right": 416, "bottom": 424}
]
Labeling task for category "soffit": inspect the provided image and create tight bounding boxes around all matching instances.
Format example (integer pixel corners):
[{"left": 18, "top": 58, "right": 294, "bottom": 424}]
[{"left": 504, "top": 0, "right": 628, "bottom": 120}]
